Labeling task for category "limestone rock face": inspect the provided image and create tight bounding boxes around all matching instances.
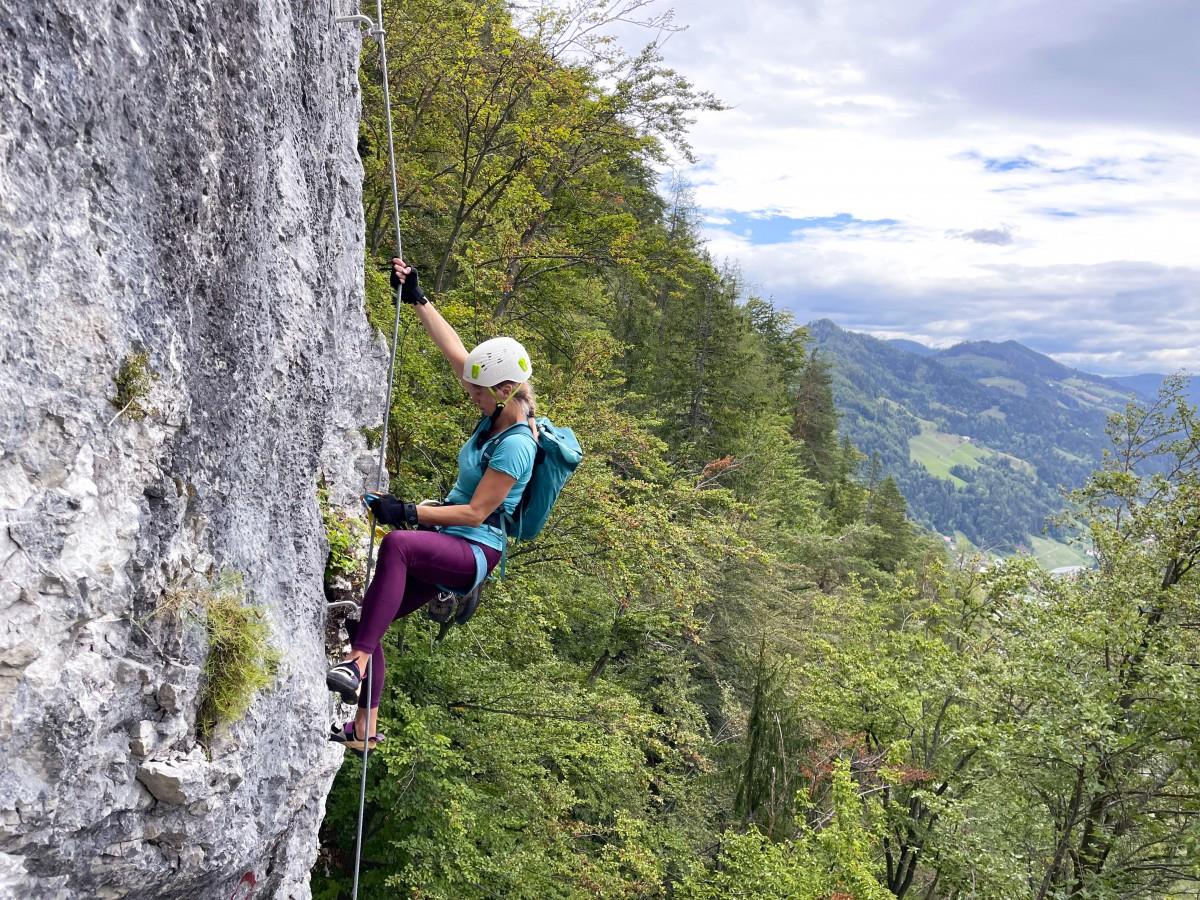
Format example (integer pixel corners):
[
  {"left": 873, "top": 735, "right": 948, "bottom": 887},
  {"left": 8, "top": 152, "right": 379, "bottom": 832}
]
[{"left": 0, "top": 2, "right": 384, "bottom": 897}]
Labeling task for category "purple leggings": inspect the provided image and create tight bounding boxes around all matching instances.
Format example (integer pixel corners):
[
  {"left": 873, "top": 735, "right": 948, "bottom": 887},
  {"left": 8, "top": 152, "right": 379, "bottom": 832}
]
[{"left": 353, "top": 529, "right": 500, "bottom": 709}]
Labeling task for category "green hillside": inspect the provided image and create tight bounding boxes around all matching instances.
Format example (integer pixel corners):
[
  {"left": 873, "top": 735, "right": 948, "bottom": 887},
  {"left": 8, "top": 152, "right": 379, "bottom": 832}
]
[
  {"left": 810, "top": 320, "right": 1143, "bottom": 549},
  {"left": 1028, "top": 534, "right": 1092, "bottom": 569},
  {"left": 908, "top": 423, "right": 991, "bottom": 486}
]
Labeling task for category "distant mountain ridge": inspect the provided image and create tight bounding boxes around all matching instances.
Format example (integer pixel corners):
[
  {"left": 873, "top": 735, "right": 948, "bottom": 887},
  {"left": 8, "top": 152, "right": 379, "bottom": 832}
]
[
  {"left": 813, "top": 321, "right": 1193, "bottom": 551},
  {"left": 886, "top": 338, "right": 939, "bottom": 357},
  {"left": 939, "top": 339, "right": 1081, "bottom": 383},
  {"left": 1110, "top": 373, "right": 1166, "bottom": 400},
  {"left": 886, "top": 337, "right": 1197, "bottom": 405},
  {"left": 1108, "top": 372, "right": 1200, "bottom": 407}
]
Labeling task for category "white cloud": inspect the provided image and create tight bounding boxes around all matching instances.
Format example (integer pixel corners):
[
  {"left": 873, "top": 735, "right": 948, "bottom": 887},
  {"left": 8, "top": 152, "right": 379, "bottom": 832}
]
[{"left": 606, "top": 0, "right": 1200, "bottom": 373}]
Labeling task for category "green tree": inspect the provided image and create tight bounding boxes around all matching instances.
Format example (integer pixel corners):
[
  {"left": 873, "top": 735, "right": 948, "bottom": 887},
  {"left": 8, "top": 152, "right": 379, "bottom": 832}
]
[
  {"left": 973, "top": 378, "right": 1200, "bottom": 898},
  {"left": 679, "top": 760, "right": 893, "bottom": 900},
  {"left": 792, "top": 348, "right": 840, "bottom": 483},
  {"left": 865, "top": 475, "right": 914, "bottom": 571}
]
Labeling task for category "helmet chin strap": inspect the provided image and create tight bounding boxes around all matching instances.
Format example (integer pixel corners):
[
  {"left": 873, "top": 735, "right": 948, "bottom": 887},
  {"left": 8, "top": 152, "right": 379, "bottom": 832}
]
[{"left": 486, "top": 385, "right": 510, "bottom": 414}]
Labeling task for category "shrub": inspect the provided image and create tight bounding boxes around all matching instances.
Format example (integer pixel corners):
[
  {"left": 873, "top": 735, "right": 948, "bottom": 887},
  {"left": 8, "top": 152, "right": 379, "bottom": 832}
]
[
  {"left": 111, "top": 350, "right": 158, "bottom": 421},
  {"left": 165, "top": 571, "right": 281, "bottom": 741},
  {"left": 360, "top": 424, "right": 382, "bottom": 450},
  {"left": 319, "top": 486, "right": 366, "bottom": 588}
]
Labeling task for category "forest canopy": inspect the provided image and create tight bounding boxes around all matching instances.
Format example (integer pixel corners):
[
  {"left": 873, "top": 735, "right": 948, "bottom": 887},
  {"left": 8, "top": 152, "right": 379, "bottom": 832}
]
[{"left": 314, "top": 3, "right": 1200, "bottom": 897}]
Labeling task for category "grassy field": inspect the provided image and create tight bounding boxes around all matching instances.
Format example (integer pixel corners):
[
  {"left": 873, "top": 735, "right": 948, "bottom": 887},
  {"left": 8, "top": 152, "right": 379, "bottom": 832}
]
[
  {"left": 946, "top": 532, "right": 1092, "bottom": 570},
  {"left": 996, "top": 451, "right": 1037, "bottom": 477},
  {"left": 980, "top": 376, "right": 1028, "bottom": 396},
  {"left": 1059, "top": 377, "right": 1133, "bottom": 412},
  {"left": 909, "top": 424, "right": 993, "bottom": 486},
  {"left": 1054, "top": 447, "right": 1091, "bottom": 464},
  {"left": 1028, "top": 534, "right": 1092, "bottom": 570},
  {"left": 948, "top": 531, "right": 1005, "bottom": 562}
]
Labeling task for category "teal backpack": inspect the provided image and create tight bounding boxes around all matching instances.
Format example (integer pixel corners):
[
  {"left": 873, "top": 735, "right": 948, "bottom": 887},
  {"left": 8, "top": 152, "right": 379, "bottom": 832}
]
[
  {"left": 482, "top": 416, "right": 582, "bottom": 540},
  {"left": 427, "top": 416, "right": 580, "bottom": 637}
]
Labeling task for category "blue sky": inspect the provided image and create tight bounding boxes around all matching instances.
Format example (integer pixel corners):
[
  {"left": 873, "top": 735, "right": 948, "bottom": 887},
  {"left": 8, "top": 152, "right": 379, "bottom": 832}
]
[
  {"left": 605, "top": 0, "right": 1200, "bottom": 375},
  {"left": 702, "top": 212, "right": 901, "bottom": 245}
]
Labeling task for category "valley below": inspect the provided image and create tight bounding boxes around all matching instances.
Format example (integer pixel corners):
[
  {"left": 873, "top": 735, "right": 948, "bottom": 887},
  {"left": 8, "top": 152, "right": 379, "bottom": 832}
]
[{"left": 811, "top": 319, "right": 1196, "bottom": 565}]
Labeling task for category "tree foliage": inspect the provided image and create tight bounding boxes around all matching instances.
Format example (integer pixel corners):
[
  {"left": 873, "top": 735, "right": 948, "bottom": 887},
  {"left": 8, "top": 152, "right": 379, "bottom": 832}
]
[{"left": 313, "top": 2, "right": 1200, "bottom": 897}]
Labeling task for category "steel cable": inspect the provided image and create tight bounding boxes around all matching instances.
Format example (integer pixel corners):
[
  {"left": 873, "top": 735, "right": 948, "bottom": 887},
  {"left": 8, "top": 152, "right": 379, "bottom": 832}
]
[{"left": 336, "top": 2, "right": 410, "bottom": 895}]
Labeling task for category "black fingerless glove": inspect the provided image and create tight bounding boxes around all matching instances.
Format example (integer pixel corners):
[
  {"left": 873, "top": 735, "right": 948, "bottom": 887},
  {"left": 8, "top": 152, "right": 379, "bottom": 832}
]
[
  {"left": 389, "top": 264, "right": 428, "bottom": 305},
  {"left": 365, "top": 493, "right": 419, "bottom": 527}
]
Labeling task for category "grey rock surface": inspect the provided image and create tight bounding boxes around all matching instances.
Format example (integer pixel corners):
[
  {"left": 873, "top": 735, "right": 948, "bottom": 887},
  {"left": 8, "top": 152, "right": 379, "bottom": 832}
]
[{"left": 0, "top": 1, "right": 385, "bottom": 897}]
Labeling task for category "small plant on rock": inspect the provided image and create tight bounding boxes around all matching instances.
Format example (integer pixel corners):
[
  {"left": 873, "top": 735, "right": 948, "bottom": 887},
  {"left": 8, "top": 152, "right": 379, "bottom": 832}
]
[
  {"left": 164, "top": 570, "right": 281, "bottom": 742},
  {"left": 110, "top": 350, "right": 159, "bottom": 421},
  {"left": 319, "top": 486, "right": 366, "bottom": 590},
  {"left": 360, "top": 424, "right": 382, "bottom": 450}
]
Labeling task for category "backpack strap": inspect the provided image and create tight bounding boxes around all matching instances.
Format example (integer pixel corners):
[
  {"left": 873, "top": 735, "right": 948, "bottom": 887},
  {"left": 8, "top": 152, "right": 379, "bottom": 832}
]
[
  {"left": 479, "top": 422, "right": 537, "bottom": 579},
  {"left": 479, "top": 422, "right": 536, "bottom": 472}
]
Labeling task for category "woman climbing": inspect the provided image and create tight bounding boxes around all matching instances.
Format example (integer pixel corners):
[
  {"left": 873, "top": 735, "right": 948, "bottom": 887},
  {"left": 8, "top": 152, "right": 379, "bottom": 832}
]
[{"left": 325, "top": 258, "right": 539, "bottom": 753}]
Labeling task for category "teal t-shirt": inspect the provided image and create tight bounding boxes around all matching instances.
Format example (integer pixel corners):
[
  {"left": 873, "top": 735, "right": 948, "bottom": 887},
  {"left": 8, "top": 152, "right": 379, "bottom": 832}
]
[{"left": 440, "top": 419, "right": 538, "bottom": 551}]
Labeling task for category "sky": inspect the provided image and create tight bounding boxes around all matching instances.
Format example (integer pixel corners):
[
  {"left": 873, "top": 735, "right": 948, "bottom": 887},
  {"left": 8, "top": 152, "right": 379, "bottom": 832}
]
[{"left": 606, "top": 0, "right": 1200, "bottom": 376}]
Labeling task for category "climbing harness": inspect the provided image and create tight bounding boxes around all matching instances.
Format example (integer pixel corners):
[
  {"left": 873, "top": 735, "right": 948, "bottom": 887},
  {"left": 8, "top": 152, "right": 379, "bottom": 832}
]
[
  {"left": 425, "top": 583, "right": 483, "bottom": 640},
  {"left": 424, "top": 541, "right": 488, "bottom": 641},
  {"left": 336, "top": 2, "right": 410, "bottom": 897}
]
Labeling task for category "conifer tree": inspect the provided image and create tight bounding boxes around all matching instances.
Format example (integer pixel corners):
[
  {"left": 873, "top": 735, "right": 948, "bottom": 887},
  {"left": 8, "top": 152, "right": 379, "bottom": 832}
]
[
  {"left": 865, "top": 475, "right": 913, "bottom": 570},
  {"left": 791, "top": 350, "right": 839, "bottom": 482}
]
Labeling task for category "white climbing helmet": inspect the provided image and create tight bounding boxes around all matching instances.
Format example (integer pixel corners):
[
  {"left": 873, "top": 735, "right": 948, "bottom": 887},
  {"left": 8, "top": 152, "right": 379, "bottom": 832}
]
[{"left": 463, "top": 336, "right": 532, "bottom": 387}]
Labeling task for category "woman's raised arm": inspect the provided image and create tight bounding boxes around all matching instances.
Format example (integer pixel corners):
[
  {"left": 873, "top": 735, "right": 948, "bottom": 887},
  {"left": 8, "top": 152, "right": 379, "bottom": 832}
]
[{"left": 392, "top": 258, "right": 468, "bottom": 379}]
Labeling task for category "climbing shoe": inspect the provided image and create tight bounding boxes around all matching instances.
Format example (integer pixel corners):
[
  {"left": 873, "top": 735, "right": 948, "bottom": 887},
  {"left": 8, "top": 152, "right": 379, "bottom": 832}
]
[
  {"left": 325, "top": 660, "right": 362, "bottom": 704},
  {"left": 329, "top": 721, "right": 384, "bottom": 759}
]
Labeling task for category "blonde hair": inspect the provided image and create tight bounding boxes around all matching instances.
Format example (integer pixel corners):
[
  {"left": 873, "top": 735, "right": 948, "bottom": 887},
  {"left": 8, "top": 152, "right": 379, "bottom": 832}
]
[{"left": 498, "top": 379, "right": 536, "bottom": 417}]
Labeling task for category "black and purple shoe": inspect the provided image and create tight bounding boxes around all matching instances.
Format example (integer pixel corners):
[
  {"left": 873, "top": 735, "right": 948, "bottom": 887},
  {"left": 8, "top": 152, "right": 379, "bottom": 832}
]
[
  {"left": 328, "top": 720, "right": 385, "bottom": 758},
  {"left": 325, "top": 660, "right": 362, "bottom": 704}
]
